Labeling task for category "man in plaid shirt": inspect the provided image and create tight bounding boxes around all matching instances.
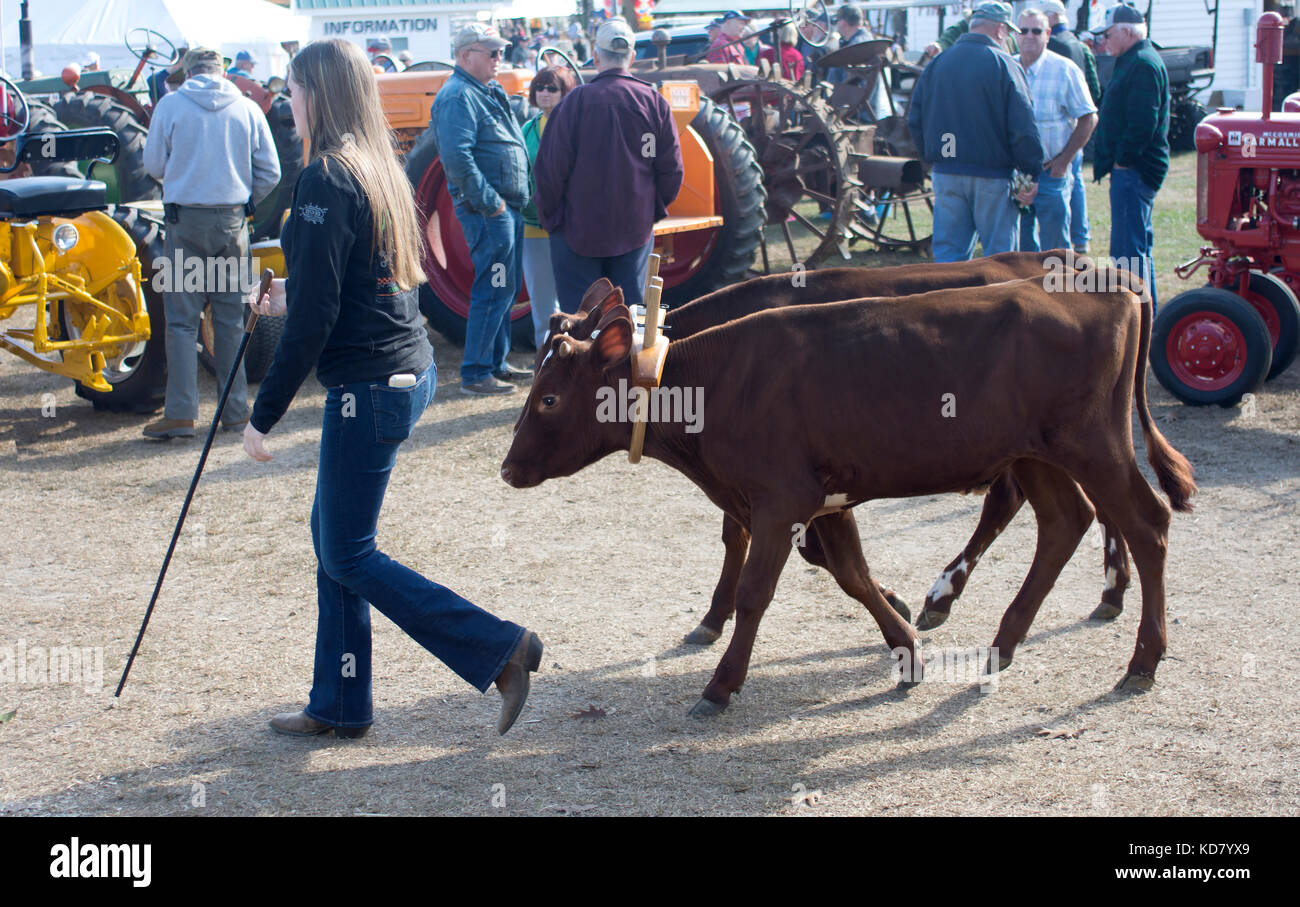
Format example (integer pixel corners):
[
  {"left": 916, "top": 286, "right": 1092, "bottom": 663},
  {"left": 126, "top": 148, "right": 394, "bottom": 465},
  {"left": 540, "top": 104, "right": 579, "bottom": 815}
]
[{"left": 1015, "top": 8, "right": 1096, "bottom": 253}]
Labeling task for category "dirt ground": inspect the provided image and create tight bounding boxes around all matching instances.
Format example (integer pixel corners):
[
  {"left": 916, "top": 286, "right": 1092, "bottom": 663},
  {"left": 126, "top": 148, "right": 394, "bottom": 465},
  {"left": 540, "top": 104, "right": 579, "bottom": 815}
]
[{"left": 1, "top": 319, "right": 1297, "bottom": 817}]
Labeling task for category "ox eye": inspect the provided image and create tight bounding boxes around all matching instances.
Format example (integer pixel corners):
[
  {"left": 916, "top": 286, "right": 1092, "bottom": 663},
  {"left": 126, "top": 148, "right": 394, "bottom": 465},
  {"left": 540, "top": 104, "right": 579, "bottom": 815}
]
[{"left": 541, "top": 395, "right": 557, "bottom": 408}]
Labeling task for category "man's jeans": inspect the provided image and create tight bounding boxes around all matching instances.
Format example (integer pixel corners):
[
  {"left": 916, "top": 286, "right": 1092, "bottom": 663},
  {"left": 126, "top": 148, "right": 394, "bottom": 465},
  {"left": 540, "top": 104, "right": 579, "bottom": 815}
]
[
  {"left": 931, "top": 171, "right": 1021, "bottom": 262},
  {"left": 549, "top": 231, "right": 654, "bottom": 312},
  {"left": 457, "top": 202, "right": 522, "bottom": 383},
  {"left": 1018, "top": 173, "right": 1071, "bottom": 253},
  {"left": 1109, "top": 167, "right": 1158, "bottom": 310},
  {"left": 305, "top": 365, "right": 525, "bottom": 728},
  {"left": 522, "top": 234, "right": 558, "bottom": 348},
  {"left": 1069, "top": 150, "right": 1090, "bottom": 250},
  {"left": 162, "top": 205, "right": 250, "bottom": 423}
]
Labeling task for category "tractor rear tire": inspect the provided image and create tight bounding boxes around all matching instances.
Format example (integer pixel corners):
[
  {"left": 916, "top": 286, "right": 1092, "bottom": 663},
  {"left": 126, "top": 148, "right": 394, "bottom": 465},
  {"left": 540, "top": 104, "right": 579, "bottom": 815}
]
[
  {"left": 25, "top": 98, "right": 82, "bottom": 178},
  {"left": 660, "top": 96, "right": 766, "bottom": 307},
  {"left": 1169, "top": 97, "right": 1209, "bottom": 154},
  {"left": 52, "top": 92, "right": 160, "bottom": 204},
  {"left": 1152, "top": 287, "right": 1273, "bottom": 407},
  {"left": 250, "top": 96, "right": 302, "bottom": 241},
  {"left": 198, "top": 304, "right": 285, "bottom": 384},
  {"left": 1244, "top": 270, "right": 1300, "bottom": 380},
  {"left": 72, "top": 207, "right": 169, "bottom": 413},
  {"left": 403, "top": 127, "right": 535, "bottom": 350}
]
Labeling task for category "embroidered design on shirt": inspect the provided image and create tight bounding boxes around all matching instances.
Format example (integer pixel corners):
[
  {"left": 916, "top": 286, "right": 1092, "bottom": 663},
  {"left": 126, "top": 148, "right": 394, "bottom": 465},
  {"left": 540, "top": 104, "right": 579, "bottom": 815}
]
[{"left": 299, "top": 203, "right": 327, "bottom": 224}]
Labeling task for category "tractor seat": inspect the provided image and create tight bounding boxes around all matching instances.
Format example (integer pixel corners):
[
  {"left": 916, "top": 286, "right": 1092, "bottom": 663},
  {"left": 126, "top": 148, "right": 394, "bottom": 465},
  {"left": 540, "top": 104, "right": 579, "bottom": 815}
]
[{"left": 0, "top": 176, "right": 108, "bottom": 218}]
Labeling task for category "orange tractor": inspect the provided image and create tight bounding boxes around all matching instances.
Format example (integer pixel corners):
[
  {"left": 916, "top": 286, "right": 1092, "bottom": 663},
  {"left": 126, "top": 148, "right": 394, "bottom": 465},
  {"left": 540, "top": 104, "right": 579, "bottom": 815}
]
[{"left": 377, "top": 62, "right": 754, "bottom": 346}]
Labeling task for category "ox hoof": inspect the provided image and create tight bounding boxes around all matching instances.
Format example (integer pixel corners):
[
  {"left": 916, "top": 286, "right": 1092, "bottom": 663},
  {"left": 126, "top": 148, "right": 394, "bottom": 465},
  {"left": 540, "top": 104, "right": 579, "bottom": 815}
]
[
  {"left": 985, "top": 651, "right": 1013, "bottom": 675},
  {"left": 915, "top": 607, "right": 950, "bottom": 631},
  {"left": 683, "top": 624, "right": 722, "bottom": 646},
  {"left": 884, "top": 593, "right": 912, "bottom": 624},
  {"left": 688, "top": 697, "right": 727, "bottom": 718},
  {"left": 1114, "top": 672, "right": 1155, "bottom": 694},
  {"left": 1089, "top": 602, "right": 1123, "bottom": 621}
]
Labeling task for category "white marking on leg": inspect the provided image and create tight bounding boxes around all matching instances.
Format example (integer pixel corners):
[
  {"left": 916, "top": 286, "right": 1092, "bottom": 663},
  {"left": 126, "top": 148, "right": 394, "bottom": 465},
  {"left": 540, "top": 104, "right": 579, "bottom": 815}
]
[
  {"left": 927, "top": 558, "right": 968, "bottom": 603},
  {"left": 1108, "top": 536, "right": 1117, "bottom": 555},
  {"left": 1104, "top": 567, "right": 1118, "bottom": 591},
  {"left": 822, "top": 493, "right": 850, "bottom": 509}
]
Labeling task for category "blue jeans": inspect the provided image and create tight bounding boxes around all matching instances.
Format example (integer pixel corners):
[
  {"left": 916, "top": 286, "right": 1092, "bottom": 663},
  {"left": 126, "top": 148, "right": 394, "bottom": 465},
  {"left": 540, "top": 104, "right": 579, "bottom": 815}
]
[
  {"left": 305, "top": 366, "right": 525, "bottom": 728},
  {"left": 931, "top": 171, "right": 1021, "bottom": 263},
  {"left": 457, "top": 202, "right": 522, "bottom": 383},
  {"left": 1109, "top": 167, "right": 1158, "bottom": 310},
  {"left": 1069, "top": 151, "right": 1090, "bottom": 251},
  {"left": 1018, "top": 172, "right": 1070, "bottom": 253},
  {"left": 549, "top": 231, "right": 654, "bottom": 312},
  {"left": 522, "top": 234, "right": 558, "bottom": 348}
]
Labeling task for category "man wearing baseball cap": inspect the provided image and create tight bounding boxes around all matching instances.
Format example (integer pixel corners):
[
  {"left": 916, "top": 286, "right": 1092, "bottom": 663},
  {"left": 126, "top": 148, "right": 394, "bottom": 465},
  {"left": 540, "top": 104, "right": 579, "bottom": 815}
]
[
  {"left": 431, "top": 24, "right": 534, "bottom": 395},
  {"left": 227, "top": 49, "right": 256, "bottom": 79},
  {"left": 367, "top": 36, "right": 397, "bottom": 72},
  {"left": 706, "top": 10, "right": 749, "bottom": 65},
  {"left": 141, "top": 46, "right": 280, "bottom": 439},
  {"left": 908, "top": 1, "right": 1042, "bottom": 261},
  {"left": 535, "top": 18, "right": 683, "bottom": 312},
  {"left": 1091, "top": 3, "right": 1170, "bottom": 309}
]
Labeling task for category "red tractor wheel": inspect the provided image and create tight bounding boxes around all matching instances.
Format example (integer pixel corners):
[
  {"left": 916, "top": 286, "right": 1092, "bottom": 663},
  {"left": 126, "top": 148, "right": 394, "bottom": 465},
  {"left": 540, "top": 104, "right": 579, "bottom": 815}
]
[
  {"left": 404, "top": 132, "right": 536, "bottom": 350},
  {"left": 1152, "top": 287, "right": 1273, "bottom": 406},
  {"left": 1246, "top": 268, "right": 1300, "bottom": 379}
]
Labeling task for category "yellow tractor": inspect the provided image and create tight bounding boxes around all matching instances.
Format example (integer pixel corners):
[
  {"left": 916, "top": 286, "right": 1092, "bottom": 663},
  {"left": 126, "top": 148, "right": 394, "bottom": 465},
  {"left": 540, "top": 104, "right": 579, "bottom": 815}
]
[{"left": 0, "top": 74, "right": 168, "bottom": 412}]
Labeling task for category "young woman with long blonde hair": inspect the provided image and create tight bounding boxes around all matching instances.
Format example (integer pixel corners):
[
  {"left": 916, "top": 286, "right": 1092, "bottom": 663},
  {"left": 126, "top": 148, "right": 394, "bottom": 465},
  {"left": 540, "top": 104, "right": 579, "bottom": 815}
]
[{"left": 244, "top": 39, "right": 542, "bottom": 739}]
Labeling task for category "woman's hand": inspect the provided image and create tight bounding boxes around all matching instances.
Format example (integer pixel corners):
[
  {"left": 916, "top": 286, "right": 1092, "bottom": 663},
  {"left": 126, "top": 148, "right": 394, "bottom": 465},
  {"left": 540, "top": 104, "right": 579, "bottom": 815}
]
[
  {"left": 243, "top": 423, "right": 272, "bottom": 462},
  {"left": 248, "top": 278, "right": 287, "bottom": 317}
]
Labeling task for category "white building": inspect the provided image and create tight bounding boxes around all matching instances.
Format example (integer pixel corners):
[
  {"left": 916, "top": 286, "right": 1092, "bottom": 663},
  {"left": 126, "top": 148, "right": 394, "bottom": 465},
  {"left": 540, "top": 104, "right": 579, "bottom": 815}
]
[
  {"left": 290, "top": 0, "right": 581, "bottom": 63},
  {"left": 891, "top": 1, "right": 1269, "bottom": 108}
]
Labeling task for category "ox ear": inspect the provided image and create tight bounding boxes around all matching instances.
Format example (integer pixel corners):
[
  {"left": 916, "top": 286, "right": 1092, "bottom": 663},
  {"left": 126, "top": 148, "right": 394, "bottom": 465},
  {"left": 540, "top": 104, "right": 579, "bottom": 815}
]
[
  {"left": 592, "top": 310, "right": 634, "bottom": 371},
  {"left": 594, "top": 294, "right": 628, "bottom": 333},
  {"left": 578, "top": 278, "right": 617, "bottom": 313}
]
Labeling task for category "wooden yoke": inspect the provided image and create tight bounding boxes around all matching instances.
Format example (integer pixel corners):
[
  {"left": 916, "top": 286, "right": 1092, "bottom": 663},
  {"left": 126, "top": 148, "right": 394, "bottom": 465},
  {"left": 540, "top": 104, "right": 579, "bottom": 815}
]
[{"left": 629, "top": 254, "right": 669, "bottom": 464}]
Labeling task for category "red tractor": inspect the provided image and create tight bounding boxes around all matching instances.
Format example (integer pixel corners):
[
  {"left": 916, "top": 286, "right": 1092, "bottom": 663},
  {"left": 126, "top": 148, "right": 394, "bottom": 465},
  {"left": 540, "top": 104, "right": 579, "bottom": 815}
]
[{"left": 1159, "top": 12, "right": 1300, "bottom": 405}]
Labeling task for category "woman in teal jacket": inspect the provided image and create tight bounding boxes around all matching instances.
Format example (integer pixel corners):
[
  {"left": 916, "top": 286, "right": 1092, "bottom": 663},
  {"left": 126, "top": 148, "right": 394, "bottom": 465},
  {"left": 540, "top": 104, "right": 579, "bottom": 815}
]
[{"left": 521, "top": 65, "right": 577, "bottom": 347}]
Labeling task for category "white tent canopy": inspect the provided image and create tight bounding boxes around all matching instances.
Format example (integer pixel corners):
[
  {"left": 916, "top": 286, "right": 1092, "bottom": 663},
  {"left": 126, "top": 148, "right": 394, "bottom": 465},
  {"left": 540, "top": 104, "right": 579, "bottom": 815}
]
[{"left": 1, "top": 0, "right": 308, "bottom": 81}]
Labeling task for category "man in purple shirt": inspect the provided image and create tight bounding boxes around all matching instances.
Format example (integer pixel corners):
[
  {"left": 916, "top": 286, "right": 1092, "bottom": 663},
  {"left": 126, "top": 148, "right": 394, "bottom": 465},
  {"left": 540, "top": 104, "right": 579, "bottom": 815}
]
[{"left": 535, "top": 18, "right": 684, "bottom": 311}]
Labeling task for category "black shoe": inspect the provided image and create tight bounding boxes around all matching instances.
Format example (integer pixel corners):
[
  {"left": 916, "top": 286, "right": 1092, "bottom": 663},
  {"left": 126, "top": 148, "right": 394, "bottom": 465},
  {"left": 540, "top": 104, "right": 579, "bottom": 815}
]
[
  {"left": 495, "top": 631, "right": 543, "bottom": 735},
  {"left": 494, "top": 363, "right": 534, "bottom": 382}
]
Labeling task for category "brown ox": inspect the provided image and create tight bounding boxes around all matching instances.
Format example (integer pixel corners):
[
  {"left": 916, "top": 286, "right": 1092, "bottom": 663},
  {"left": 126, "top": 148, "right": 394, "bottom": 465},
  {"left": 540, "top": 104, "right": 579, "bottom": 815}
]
[
  {"left": 502, "top": 269, "right": 1194, "bottom": 716},
  {"left": 535, "top": 252, "right": 1135, "bottom": 649}
]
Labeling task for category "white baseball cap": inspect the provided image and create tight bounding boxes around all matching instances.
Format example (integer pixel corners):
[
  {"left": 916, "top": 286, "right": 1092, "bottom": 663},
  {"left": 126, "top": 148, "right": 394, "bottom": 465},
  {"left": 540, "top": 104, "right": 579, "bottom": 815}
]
[{"left": 595, "top": 19, "right": 634, "bottom": 52}]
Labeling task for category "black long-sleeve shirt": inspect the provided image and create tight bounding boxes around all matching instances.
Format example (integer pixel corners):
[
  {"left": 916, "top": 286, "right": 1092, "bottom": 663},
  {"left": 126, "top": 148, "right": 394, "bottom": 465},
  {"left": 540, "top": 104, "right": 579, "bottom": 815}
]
[{"left": 250, "top": 158, "right": 432, "bottom": 434}]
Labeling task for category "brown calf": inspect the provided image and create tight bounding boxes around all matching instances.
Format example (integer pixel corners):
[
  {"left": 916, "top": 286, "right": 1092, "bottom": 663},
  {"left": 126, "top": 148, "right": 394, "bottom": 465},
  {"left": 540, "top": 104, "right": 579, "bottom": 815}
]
[
  {"left": 502, "top": 270, "right": 1194, "bottom": 716},
  {"left": 537, "top": 252, "right": 1134, "bottom": 648}
]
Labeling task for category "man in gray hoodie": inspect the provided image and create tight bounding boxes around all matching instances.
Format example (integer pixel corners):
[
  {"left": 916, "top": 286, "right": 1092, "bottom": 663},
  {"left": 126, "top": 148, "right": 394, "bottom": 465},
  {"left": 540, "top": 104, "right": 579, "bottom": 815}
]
[{"left": 141, "top": 47, "right": 280, "bottom": 439}]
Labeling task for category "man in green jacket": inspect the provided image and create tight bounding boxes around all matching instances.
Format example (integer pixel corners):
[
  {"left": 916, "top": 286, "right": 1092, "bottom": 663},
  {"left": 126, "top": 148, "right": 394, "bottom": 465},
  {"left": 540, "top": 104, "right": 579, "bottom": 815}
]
[{"left": 1092, "top": 3, "right": 1169, "bottom": 309}]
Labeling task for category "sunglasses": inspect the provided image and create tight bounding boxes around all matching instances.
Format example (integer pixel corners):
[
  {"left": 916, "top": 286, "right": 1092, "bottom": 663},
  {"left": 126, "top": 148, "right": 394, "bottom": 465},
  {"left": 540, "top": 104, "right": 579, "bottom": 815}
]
[
  {"left": 1022, "top": 28, "right": 1045, "bottom": 35},
  {"left": 472, "top": 47, "right": 504, "bottom": 59},
  {"left": 536, "top": 85, "right": 561, "bottom": 93}
]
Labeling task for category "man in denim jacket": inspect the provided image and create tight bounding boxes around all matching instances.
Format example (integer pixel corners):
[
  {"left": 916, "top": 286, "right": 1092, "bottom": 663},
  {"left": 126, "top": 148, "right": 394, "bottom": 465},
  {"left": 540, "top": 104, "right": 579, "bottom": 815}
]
[{"left": 431, "top": 24, "right": 532, "bottom": 396}]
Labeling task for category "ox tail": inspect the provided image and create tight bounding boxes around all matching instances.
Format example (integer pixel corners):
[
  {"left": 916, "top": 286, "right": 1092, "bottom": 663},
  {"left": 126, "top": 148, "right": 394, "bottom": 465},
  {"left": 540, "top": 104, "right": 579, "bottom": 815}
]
[{"left": 1131, "top": 275, "right": 1197, "bottom": 513}]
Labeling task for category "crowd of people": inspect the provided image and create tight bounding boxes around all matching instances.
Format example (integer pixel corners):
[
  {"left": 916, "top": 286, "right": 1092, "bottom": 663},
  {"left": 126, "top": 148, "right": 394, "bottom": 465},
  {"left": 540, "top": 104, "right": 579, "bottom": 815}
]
[{"left": 909, "top": 1, "right": 1170, "bottom": 308}]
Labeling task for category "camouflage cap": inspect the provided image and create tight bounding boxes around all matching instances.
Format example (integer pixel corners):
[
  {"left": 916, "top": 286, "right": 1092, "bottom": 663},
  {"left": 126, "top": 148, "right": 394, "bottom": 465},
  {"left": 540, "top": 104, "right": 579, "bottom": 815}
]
[{"left": 181, "top": 46, "right": 223, "bottom": 74}]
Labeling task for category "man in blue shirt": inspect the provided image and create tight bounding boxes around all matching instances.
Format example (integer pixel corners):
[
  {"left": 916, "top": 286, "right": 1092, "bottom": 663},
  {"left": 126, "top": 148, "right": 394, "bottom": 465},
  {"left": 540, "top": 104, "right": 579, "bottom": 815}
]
[
  {"left": 908, "top": 1, "right": 1042, "bottom": 261},
  {"left": 431, "top": 24, "right": 532, "bottom": 395}
]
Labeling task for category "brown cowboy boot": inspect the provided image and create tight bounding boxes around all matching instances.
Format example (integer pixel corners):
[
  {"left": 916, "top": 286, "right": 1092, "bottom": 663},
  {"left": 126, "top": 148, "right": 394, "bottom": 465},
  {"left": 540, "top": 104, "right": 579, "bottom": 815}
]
[
  {"left": 495, "top": 631, "right": 543, "bottom": 735},
  {"left": 269, "top": 710, "right": 369, "bottom": 739}
]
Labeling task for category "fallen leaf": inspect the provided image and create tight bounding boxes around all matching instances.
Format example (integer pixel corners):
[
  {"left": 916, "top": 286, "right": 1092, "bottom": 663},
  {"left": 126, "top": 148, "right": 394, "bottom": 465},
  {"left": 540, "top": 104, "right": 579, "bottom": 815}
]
[
  {"left": 573, "top": 705, "right": 606, "bottom": 721},
  {"left": 0, "top": 709, "right": 15, "bottom": 723},
  {"left": 1036, "top": 726, "right": 1085, "bottom": 739}
]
